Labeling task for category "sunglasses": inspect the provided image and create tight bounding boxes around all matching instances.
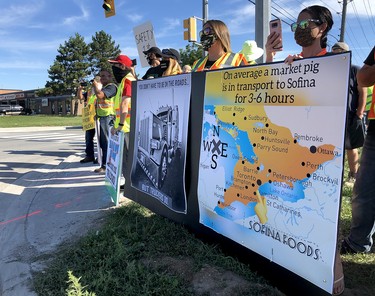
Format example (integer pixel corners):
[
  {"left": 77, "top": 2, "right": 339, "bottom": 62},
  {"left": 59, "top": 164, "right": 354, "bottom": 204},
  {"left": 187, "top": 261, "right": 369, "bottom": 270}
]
[
  {"left": 199, "top": 27, "right": 214, "bottom": 38},
  {"left": 290, "top": 19, "right": 321, "bottom": 32}
]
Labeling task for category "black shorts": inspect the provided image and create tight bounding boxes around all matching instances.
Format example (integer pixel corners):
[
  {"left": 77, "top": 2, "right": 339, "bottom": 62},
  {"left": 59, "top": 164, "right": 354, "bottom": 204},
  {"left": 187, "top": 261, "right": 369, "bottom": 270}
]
[{"left": 345, "top": 114, "right": 365, "bottom": 150}]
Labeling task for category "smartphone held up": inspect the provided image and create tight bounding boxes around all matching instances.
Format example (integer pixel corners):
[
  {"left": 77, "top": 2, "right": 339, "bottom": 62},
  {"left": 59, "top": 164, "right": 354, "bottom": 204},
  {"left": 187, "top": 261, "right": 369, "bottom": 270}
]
[{"left": 269, "top": 19, "right": 283, "bottom": 51}]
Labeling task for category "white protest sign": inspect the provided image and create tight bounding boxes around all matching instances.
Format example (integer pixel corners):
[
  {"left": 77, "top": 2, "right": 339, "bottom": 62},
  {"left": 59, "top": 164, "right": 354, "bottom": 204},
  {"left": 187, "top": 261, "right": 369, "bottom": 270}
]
[{"left": 133, "top": 21, "right": 157, "bottom": 68}]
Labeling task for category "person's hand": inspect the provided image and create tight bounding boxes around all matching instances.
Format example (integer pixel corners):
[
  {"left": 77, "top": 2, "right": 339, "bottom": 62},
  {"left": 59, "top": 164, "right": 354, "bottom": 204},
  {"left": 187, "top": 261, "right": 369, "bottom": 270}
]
[
  {"left": 265, "top": 32, "right": 281, "bottom": 62},
  {"left": 284, "top": 54, "right": 303, "bottom": 65},
  {"left": 111, "top": 125, "right": 122, "bottom": 135},
  {"left": 356, "top": 111, "right": 364, "bottom": 119},
  {"left": 254, "top": 190, "right": 268, "bottom": 224}
]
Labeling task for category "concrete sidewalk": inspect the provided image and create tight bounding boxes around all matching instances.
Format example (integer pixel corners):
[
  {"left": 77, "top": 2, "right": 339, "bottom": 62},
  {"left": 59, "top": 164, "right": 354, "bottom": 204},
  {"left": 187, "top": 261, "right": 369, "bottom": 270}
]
[{"left": 0, "top": 153, "right": 115, "bottom": 296}]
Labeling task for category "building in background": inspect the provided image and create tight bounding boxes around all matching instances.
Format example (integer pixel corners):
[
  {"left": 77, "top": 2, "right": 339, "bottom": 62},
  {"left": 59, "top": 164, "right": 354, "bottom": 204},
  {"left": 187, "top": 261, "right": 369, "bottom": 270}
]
[{"left": 0, "top": 89, "right": 83, "bottom": 116}]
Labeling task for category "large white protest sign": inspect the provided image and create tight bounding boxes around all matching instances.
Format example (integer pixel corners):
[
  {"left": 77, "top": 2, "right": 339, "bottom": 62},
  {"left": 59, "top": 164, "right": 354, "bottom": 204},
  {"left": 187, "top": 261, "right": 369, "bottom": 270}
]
[{"left": 133, "top": 21, "right": 157, "bottom": 68}]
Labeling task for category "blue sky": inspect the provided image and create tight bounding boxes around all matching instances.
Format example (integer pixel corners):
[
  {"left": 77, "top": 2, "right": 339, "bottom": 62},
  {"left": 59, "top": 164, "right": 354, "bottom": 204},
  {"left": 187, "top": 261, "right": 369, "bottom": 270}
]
[{"left": 1, "top": 0, "right": 374, "bottom": 91}]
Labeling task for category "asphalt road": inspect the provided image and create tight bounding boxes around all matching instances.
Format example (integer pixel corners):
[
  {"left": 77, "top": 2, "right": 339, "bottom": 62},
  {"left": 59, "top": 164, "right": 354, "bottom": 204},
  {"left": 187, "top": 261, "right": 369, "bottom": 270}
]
[{"left": 0, "top": 127, "right": 114, "bottom": 295}]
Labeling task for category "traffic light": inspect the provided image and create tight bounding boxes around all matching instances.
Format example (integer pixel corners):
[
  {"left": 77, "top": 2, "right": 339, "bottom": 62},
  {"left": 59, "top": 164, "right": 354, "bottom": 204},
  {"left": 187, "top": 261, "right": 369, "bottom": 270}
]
[
  {"left": 103, "top": 0, "right": 115, "bottom": 18},
  {"left": 183, "top": 17, "right": 197, "bottom": 42}
]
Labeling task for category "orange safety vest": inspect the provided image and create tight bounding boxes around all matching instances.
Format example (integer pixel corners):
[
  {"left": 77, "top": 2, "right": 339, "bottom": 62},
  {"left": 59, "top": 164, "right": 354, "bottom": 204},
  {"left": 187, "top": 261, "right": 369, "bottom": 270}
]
[
  {"left": 367, "top": 51, "right": 375, "bottom": 120},
  {"left": 192, "top": 52, "right": 247, "bottom": 72}
]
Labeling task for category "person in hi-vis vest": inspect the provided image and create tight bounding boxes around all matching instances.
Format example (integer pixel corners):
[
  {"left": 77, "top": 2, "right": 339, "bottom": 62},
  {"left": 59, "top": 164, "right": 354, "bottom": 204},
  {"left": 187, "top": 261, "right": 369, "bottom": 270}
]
[
  {"left": 192, "top": 19, "right": 248, "bottom": 71},
  {"left": 108, "top": 54, "right": 136, "bottom": 188},
  {"left": 93, "top": 69, "right": 117, "bottom": 173},
  {"left": 341, "top": 46, "right": 375, "bottom": 258},
  {"left": 77, "top": 78, "right": 102, "bottom": 164}
]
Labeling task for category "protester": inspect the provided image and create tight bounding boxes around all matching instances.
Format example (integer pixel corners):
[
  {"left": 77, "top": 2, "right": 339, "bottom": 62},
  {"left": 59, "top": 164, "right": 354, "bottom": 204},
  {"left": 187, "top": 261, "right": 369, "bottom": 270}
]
[
  {"left": 108, "top": 54, "right": 136, "bottom": 187},
  {"left": 341, "top": 46, "right": 375, "bottom": 257},
  {"left": 182, "top": 64, "right": 192, "bottom": 73},
  {"left": 191, "top": 19, "right": 248, "bottom": 71},
  {"left": 239, "top": 40, "right": 264, "bottom": 64},
  {"left": 92, "top": 69, "right": 117, "bottom": 173},
  {"left": 142, "top": 48, "right": 182, "bottom": 79},
  {"left": 77, "top": 84, "right": 97, "bottom": 164},
  {"left": 142, "top": 46, "right": 163, "bottom": 79},
  {"left": 265, "top": 5, "right": 344, "bottom": 296},
  {"left": 331, "top": 42, "right": 366, "bottom": 185},
  {"left": 160, "top": 48, "right": 183, "bottom": 75}
]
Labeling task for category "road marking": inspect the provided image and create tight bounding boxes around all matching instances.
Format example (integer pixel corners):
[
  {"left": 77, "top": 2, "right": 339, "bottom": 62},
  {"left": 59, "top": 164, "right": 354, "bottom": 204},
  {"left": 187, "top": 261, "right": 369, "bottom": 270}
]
[{"left": 0, "top": 210, "right": 42, "bottom": 226}]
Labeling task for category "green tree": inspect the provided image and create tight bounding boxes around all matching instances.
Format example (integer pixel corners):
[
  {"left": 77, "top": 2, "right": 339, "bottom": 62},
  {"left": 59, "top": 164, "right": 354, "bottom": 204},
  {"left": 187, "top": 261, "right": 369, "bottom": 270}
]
[
  {"left": 88, "top": 30, "right": 121, "bottom": 76},
  {"left": 42, "top": 33, "right": 90, "bottom": 96},
  {"left": 179, "top": 43, "right": 203, "bottom": 67}
]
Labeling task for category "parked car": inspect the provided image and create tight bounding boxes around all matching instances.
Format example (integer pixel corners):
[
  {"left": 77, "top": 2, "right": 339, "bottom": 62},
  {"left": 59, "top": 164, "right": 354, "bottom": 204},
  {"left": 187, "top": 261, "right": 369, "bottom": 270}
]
[
  {"left": 0, "top": 105, "right": 24, "bottom": 115},
  {"left": 20, "top": 108, "right": 33, "bottom": 115}
]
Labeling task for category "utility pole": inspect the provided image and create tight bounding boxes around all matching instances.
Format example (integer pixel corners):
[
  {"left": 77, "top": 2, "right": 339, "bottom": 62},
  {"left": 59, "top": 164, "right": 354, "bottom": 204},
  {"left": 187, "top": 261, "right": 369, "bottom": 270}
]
[
  {"left": 339, "top": 0, "right": 351, "bottom": 42},
  {"left": 255, "top": 0, "right": 271, "bottom": 63},
  {"left": 203, "top": 0, "right": 208, "bottom": 24}
]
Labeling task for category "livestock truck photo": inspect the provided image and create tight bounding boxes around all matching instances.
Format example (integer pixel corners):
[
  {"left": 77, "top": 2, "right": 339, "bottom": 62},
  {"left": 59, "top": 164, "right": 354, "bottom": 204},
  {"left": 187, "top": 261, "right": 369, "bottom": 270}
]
[{"left": 137, "top": 105, "right": 181, "bottom": 189}]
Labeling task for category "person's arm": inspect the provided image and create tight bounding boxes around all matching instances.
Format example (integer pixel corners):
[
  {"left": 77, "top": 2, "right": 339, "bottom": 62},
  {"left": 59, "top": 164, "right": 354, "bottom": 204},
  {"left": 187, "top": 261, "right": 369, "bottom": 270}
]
[
  {"left": 76, "top": 86, "right": 85, "bottom": 101},
  {"left": 357, "top": 64, "right": 375, "bottom": 87},
  {"left": 265, "top": 32, "right": 281, "bottom": 63},
  {"left": 93, "top": 79, "right": 106, "bottom": 101},
  {"left": 356, "top": 85, "right": 367, "bottom": 118}
]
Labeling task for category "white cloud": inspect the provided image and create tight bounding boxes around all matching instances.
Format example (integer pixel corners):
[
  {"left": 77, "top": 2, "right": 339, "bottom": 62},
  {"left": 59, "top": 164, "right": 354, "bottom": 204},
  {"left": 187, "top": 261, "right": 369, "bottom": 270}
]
[{"left": 62, "top": 5, "right": 90, "bottom": 26}]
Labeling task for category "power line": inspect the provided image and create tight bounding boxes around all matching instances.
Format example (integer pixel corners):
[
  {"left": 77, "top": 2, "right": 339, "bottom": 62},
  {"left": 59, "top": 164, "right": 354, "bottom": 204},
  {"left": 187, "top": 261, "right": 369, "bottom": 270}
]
[
  {"left": 271, "top": 1, "right": 295, "bottom": 23},
  {"left": 350, "top": 0, "right": 371, "bottom": 47}
]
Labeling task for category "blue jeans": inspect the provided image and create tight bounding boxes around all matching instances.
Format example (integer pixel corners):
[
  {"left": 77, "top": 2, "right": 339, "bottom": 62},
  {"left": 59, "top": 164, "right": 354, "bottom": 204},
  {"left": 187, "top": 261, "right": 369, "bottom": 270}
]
[
  {"left": 99, "top": 116, "right": 114, "bottom": 168},
  {"left": 85, "top": 128, "right": 95, "bottom": 158},
  {"left": 346, "top": 132, "right": 375, "bottom": 252}
]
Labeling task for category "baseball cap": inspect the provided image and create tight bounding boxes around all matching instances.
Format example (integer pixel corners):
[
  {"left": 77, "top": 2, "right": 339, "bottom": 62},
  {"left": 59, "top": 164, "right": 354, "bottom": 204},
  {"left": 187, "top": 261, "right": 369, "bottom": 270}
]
[
  {"left": 332, "top": 42, "right": 349, "bottom": 51},
  {"left": 160, "top": 48, "right": 180, "bottom": 61},
  {"left": 143, "top": 47, "right": 162, "bottom": 57},
  {"left": 108, "top": 55, "right": 133, "bottom": 67}
]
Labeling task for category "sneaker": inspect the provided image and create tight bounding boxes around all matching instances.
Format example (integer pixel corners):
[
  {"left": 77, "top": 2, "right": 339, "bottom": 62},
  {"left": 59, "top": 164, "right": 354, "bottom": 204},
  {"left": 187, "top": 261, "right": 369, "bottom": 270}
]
[
  {"left": 80, "top": 156, "right": 95, "bottom": 163},
  {"left": 340, "top": 239, "right": 357, "bottom": 255},
  {"left": 94, "top": 167, "right": 106, "bottom": 173}
]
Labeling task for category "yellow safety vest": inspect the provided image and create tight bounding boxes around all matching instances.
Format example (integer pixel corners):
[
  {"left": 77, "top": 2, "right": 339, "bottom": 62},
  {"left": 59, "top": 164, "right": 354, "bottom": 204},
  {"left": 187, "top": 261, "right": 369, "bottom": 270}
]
[
  {"left": 367, "top": 51, "right": 375, "bottom": 120},
  {"left": 96, "top": 83, "right": 116, "bottom": 117},
  {"left": 113, "top": 74, "right": 136, "bottom": 133}
]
